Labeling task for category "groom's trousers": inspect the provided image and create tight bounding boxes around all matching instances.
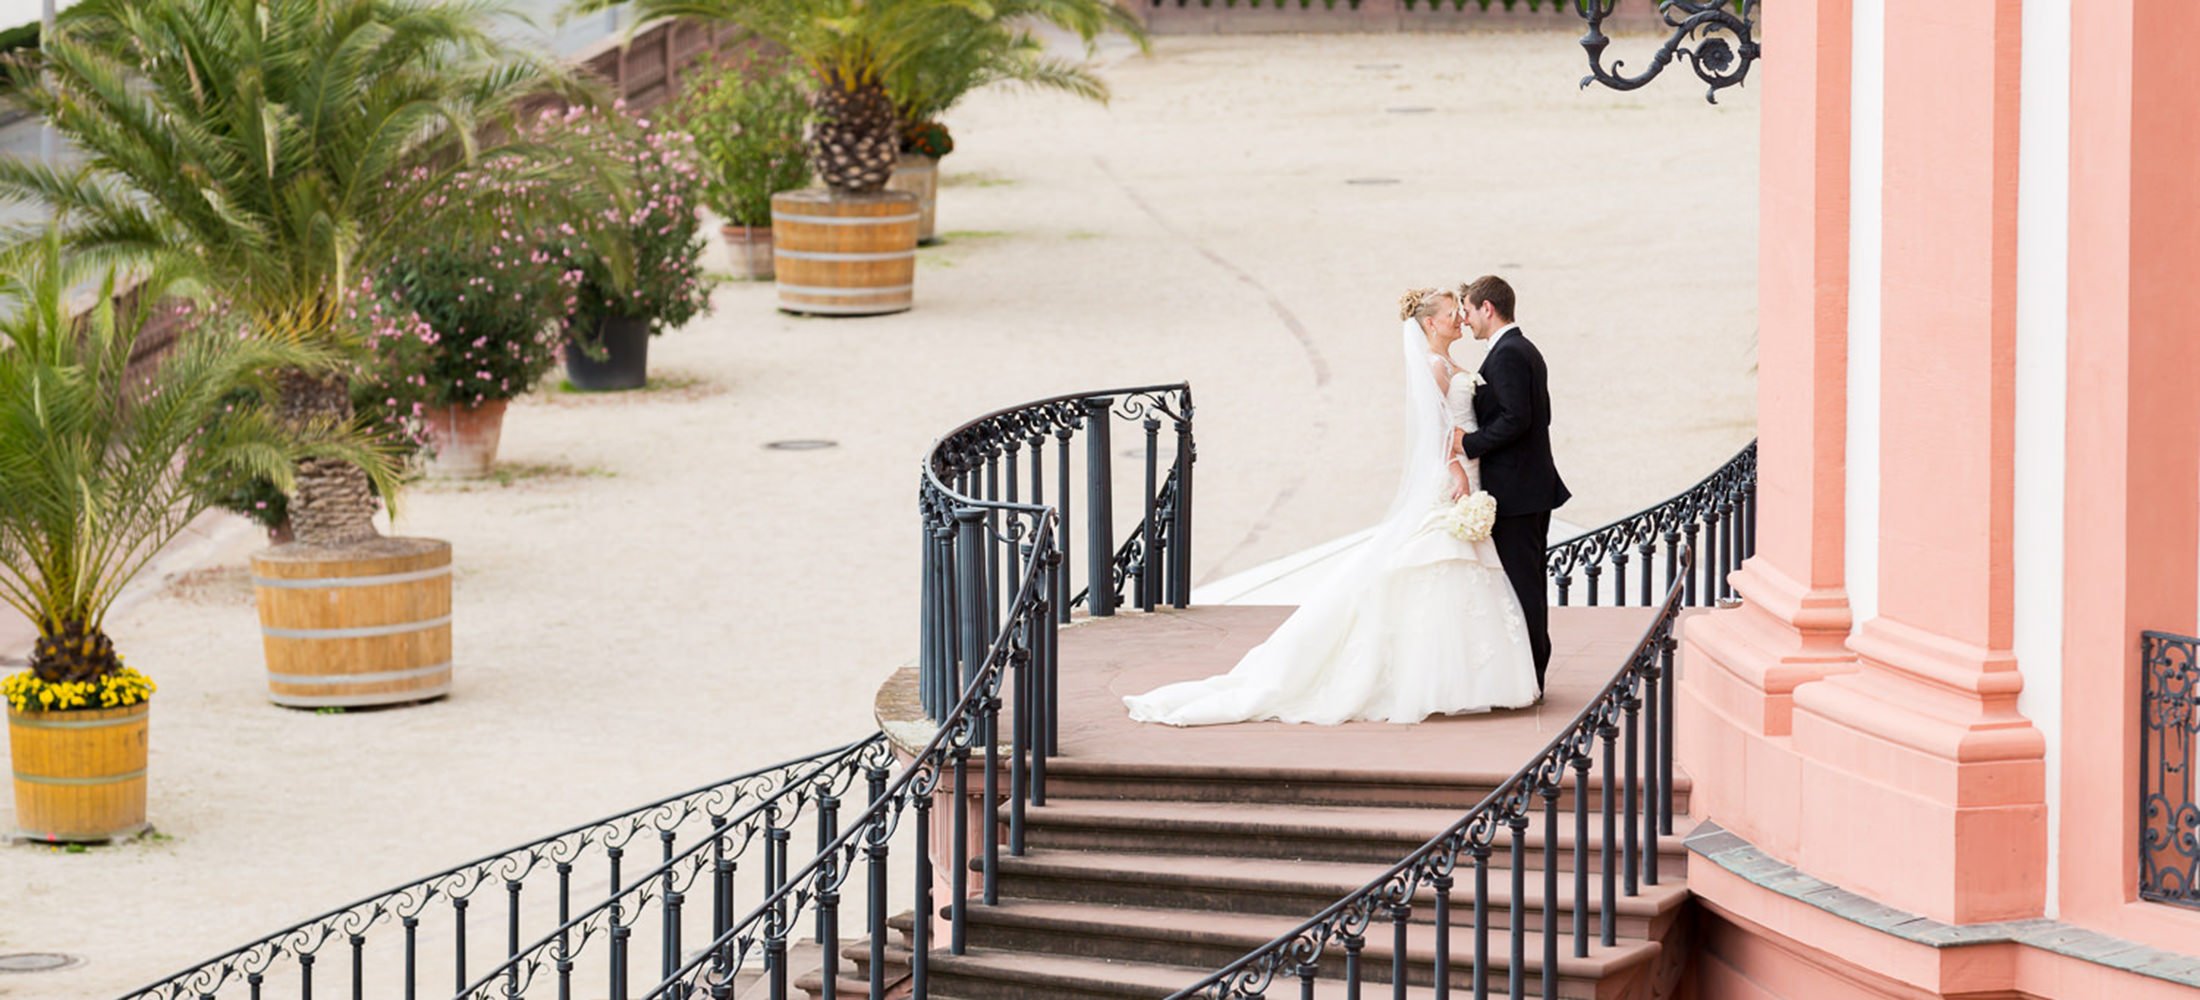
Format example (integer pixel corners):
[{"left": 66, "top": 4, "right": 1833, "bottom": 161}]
[{"left": 1491, "top": 511, "right": 1553, "bottom": 689}]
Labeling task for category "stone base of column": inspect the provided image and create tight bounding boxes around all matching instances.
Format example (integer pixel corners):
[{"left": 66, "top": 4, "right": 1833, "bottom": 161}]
[
  {"left": 1790, "top": 616, "right": 2046, "bottom": 924},
  {"left": 1678, "top": 560, "right": 1858, "bottom": 859}
]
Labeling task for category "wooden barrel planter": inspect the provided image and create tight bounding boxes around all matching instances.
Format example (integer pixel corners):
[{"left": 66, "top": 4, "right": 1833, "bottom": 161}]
[
  {"left": 7, "top": 702, "right": 149, "bottom": 843},
  {"left": 886, "top": 155, "right": 940, "bottom": 245},
  {"left": 771, "top": 189, "right": 919, "bottom": 316},
  {"left": 250, "top": 537, "right": 453, "bottom": 708}
]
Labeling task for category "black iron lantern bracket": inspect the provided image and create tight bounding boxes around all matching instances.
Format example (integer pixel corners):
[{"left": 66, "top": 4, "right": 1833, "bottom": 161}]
[{"left": 1577, "top": 0, "right": 1761, "bottom": 104}]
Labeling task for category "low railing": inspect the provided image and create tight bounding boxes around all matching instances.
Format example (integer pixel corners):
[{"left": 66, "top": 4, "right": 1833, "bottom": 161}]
[
  {"left": 1171, "top": 555, "right": 1691, "bottom": 999},
  {"left": 2141, "top": 630, "right": 2200, "bottom": 911},
  {"left": 1545, "top": 440, "right": 1754, "bottom": 608},
  {"left": 123, "top": 736, "right": 888, "bottom": 1000}
]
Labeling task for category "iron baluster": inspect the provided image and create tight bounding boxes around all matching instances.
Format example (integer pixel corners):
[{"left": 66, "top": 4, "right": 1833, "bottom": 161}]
[
  {"left": 1171, "top": 402, "right": 1194, "bottom": 609},
  {"left": 1598, "top": 716, "right": 1618, "bottom": 948},
  {"left": 660, "top": 829, "right": 679, "bottom": 979},
  {"left": 1660, "top": 630, "right": 1678, "bottom": 836},
  {"left": 1554, "top": 572, "right": 1571, "bottom": 607},
  {"left": 403, "top": 916, "right": 418, "bottom": 1000},
  {"left": 1585, "top": 561, "right": 1602, "bottom": 607},
  {"left": 1622, "top": 686, "right": 1641, "bottom": 897},
  {"left": 1643, "top": 653, "right": 1662, "bottom": 886},
  {"left": 817, "top": 858, "right": 838, "bottom": 1000},
  {"left": 956, "top": 510, "right": 988, "bottom": 691},
  {"left": 950, "top": 747, "right": 969, "bottom": 954},
  {"left": 1141, "top": 416, "right": 1160, "bottom": 611},
  {"left": 1055, "top": 426, "right": 1074, "bottom": 623},
  {"left": 299, "top": 954, "right": 312, "bottom": 999},
  {"left": 1540, "top": 781, "right": 1560, "bottom": 1000},
  {"left": 769, "top": 823, "right": 791, "bottom": 1000},
  {"left": 1471, "top": 841, "right": 1490, "bottom": 1000},
  {"left": 1431, "top": 872, "right": 1453, "bottom": 1000},
  {"left": 1083, "top": 396, "right": 1116, "bottom": 616},
  {"left": 349, "top": 933, "right": 363, "bottom": 1000},
  {"left": 1047, "top": 549, "right": 1064, "bottom": 757},
  {"left": 1571, "top": 753, "right": 1590, "bottom": 959},
  {"left": 868, "top": 827, "right": 889, "bottom": 1000},
  {"left": 1506, "top": 814, "right": 1526, "bottom": 999},
  {"left": 1638, "top": 540, "right": 1655, "bottom": 606},
  {"left": 912, "top": 792, "right": 933, "bottom": 1000},
  {"left": 986, "top": 452, "right": 1002, "bottom": 635},
  {"left": 609, "top": 919, "right": 628, "bottom": 1000},
  {"left": 919, "top": 506, "right": 941, "bottom": 719},
  {"left": 1010, "top": 637, "right": 1029, "bottom": 856},
  {"left": 816, "top": 790, "right": 839, "bottom": 945},
  {"left": 1611, "top": 549, "right": 1627, "bottom": 607},
  {"left": 1390, "top": 900, "right": 1411, "bottom": 999},
  {"left": 453, "top": 898, "right": 467, "bottom": 996},
  {"left": 1297, "top": 961, "right": 1317, "bottom": 1000},
  {"left": 1342, "top": 929, "right": 1363, "bottom": 1000},
  {"left": 1683, "top": 517, "right": 1701, "bottom": 606},
  {"left": 505, "top": 878, "right": 522, "bottom": 999},
  {"left": 983, "top": 691, "right": 1001, "bottom": 906}
]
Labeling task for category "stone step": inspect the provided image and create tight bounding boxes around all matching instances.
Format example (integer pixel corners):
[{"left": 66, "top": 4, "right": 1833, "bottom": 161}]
[
  {"left": 922, "top": 949, "right": 1456, "bottom": 1000},
  {"left": 1039, "top": 757, "right": 1692, "bottom": 813},
  {"left": 1016, "top": 798, "right": 1691, "bottom": 871},
  {"left": 987, "top": 847, "right": 1689, "bottom": 938},
  {"left": 793, "top": 923, "right": 915, "bottom": 1000},
  {"left": 946, "top": 900, "right": 1656, "bottom": 996}
]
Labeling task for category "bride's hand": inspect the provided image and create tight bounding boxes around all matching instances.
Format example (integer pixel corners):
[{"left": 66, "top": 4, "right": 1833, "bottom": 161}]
[{"left": 1447, "top": 465, "right": 1471, "bottom": 502}]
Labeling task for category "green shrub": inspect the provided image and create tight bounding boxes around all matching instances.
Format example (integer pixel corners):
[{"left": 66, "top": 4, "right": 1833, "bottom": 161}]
[{"left": 676, "top": 61, "right": 813, "bottom": 228}]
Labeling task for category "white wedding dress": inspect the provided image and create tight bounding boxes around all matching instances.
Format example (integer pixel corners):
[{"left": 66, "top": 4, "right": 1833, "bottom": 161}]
[{"left": 1123, "top": 320, "right": 1539, "bottom": 727}]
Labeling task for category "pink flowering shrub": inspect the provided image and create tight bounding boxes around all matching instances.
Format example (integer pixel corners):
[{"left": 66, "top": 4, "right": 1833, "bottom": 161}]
[
  {"left": 375, "top": 156, "right": 584, "bottom": 407},
  {"left": 546, "top": 103, "right": 715, "bottom": 336}
]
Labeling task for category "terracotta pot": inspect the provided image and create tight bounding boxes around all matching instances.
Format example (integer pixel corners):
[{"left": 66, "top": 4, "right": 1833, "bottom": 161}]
[
  {"left": 721, "top": 224, "right": 776, "bottom": 280},
  {"left": 8, "top": 701, "right": 150, "bottom": 843},
  {"left": 421, "top": 398, "right": 509, "bottom": 479},
  {"left": 887, "top": 155, "right": 940, "bottom": 245}
]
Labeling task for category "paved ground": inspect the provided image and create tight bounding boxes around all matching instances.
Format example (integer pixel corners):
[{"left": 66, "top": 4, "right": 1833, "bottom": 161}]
[{"left": 0, "top": 30, "right": 1755, "bottom": 997}]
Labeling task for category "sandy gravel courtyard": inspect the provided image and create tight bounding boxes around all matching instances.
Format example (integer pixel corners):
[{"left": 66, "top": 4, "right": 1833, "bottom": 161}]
[{"left": 0, "top": 29, "right": 1756, "bottom": 997}]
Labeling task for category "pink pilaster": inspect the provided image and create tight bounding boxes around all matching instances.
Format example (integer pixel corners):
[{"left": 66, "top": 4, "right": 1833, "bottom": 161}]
[
  {"left": 1676, "top": 0, "right": 1853, "bottom": 861},
  {"left": 2059, "top": 0, "right": 2200, "bottom": 952},
  {"left": 1787, "top": 0, "right": 2045, "bottom": 925}
]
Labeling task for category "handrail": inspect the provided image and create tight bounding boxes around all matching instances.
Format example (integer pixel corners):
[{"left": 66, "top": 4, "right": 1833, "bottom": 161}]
[
  {"left": 121, "top": 735, "right": 883, "bottom": 1000},
  {"left": 1171, "top": 555, "right": 1693, "bottom": 998},
  {"left": 1546, "top": 440, "right": 1756, "bottom": 607},
  {"left": 454, "top": 737, "right": 891, "bottom": 998},
  {"left": 631, "top": 382, "right": 1196, "bottom": 998}
]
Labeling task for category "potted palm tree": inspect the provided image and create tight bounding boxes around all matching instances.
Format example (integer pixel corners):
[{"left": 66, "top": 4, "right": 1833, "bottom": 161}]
[
  {"left": 677, "top": 60, "right": 813, "bottom": 280},
  {"left": 0, "top": 233, "right": 398, "bottom": 842},
  {"left": 887, "top": 12, "right": 1132, "bottom": 245},
  {"left": 2, "top": 0, "right": 619, "bottom": 708},
  {"left": 581, "top": 0, "right": 1143, "bottom": 316}
]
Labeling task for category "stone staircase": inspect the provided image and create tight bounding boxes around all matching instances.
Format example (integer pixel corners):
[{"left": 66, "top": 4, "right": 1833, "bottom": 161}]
[{"left": 802, "top": 757, "right": 1694, "bottom": 999}]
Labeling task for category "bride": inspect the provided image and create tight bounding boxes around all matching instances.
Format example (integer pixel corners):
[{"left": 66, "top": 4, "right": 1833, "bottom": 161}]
[{"left": 1123, "top": 288, "right": 1539, "bottom": 726}]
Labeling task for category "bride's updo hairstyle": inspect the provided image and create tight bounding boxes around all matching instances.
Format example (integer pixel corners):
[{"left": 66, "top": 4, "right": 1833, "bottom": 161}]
[{"left": 1399, "top": 287, "right": 1454, "bottom": 326}]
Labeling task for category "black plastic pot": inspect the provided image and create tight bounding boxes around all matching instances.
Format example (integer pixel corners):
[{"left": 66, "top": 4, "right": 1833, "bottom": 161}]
[{"left": 563, "top": 315, "right": 651, "bottom": 391}]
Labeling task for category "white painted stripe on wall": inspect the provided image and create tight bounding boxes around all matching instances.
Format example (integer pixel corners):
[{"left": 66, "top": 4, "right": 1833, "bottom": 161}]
[
  {"left": 1844, "top": 0, "right": 1886, "bottom": 628},
  {"left": 2014, "top": 0, "right": 2071, "bottom": 920}
]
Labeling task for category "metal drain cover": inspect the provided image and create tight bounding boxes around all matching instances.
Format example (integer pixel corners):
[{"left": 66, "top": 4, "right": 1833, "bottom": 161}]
[
  {"left": 1355, "top": 63, "right": 1401, "bottom": 70},
  {"left": 0, "top": 953, "right": 81, "bottom": 973},
  {"left": 764, "top": 439, "right": 839, "bottom": 451},
  {"left": 1346, "top": 178, "right": 1402, "bottom": 186},
  {"left": 1385, "top": 106, "right": 1436, "bottom": 114}
]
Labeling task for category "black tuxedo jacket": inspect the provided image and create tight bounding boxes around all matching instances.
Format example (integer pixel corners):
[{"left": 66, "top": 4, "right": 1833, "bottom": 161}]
[{"left": 1461, "top": 328, "right": 1571, "bottom": 516}]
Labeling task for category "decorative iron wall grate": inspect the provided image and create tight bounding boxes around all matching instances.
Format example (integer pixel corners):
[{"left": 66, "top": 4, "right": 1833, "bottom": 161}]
[{"left": 2142, "top": 631, "right": 2200, "bottom": 910}]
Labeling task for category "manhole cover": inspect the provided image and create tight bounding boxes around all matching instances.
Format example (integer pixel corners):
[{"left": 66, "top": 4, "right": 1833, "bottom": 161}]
[
  {"left": 764, "top": 439, "right": 839, "bottom": 452},
  {"left": 1346, "top": 178, "right": 1402, "bottom": 186},
  {"left": 1385, "top": 106, "right": 1436, "bottom": 114},
  {"left": 1355, "top": 63, "right": 1401, "bottom": 70},
  {"left": 0, "top": 953, "right": 81, "bottom": 973}
]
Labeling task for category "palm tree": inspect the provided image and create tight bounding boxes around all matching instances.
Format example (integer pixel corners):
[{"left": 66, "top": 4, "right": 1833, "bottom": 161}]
[
  {"left": 888, "top": 1, "right": 1132, "bottom": 140},
  {"left": 0, "top": 228, "right": 399, "bottom": 692},
  {"left": 577, "top": 0, "right": 1145, "bottom": 195},
  {"left": 0, "top": 0, "right": 613, "bottom": 547}
]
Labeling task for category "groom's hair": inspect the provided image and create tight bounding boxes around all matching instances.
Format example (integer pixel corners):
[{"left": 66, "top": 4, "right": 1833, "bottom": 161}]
[{"left": 1462, "top": 275, "right": 1515, "bottom": 322}]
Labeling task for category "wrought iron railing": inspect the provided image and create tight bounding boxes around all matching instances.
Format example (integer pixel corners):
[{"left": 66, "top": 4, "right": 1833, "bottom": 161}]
[
  {"left": 1545, "top": 440, "right": 1755, "bottom": 607},
  {"left": 1170, "top": 554, "right": 1692, "bottom": 999},
  {"left": 121, "top": 736, "right": 888, "bottom": 1000},
  {"left": 917, "top": 384, "right": 1194, "bottom": 722},
  {"left": 2141, "top": 630, "right": 2200, "bottom": 910}
]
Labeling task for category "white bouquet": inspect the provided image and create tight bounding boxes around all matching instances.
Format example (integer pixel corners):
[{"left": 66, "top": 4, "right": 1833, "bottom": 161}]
[{"left": 1444, "top": 490, "right": 1499, "bottom": 543}]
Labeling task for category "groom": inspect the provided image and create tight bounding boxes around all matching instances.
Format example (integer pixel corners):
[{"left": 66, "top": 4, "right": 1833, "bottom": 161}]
[{"left": 1456, "top": 276, "right": 1570, "bottom": 693}]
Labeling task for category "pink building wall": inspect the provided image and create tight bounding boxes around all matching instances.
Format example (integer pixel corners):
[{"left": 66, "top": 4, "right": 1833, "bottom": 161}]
[{"left": 1679, "top": 0, "right": 2200, "bottom": 994}]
